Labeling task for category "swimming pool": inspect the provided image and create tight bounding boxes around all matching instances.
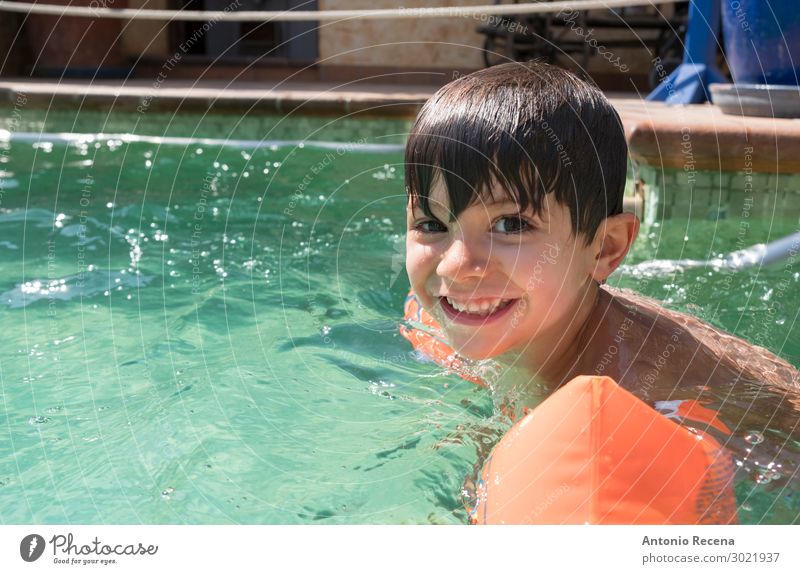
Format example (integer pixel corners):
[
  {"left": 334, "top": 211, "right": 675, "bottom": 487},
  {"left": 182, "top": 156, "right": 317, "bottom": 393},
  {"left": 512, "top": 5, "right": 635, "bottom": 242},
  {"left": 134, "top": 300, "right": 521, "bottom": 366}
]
[{"left": 1, "top": 108, "right": 798, "bottom": 524}]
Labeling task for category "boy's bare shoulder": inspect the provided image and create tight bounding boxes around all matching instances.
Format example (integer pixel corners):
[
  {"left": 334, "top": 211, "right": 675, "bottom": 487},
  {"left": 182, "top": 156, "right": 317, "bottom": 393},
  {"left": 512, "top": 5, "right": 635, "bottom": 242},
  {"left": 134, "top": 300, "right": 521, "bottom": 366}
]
[{"left": 597, "top": 286, "right": 800, "bottom": 392}]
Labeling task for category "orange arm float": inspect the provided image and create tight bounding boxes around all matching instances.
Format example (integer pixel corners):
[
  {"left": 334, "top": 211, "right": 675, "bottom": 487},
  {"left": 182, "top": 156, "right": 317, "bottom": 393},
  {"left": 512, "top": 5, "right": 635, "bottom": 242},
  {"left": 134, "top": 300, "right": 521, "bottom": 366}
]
[{"left": 469, "top": 376, "right": 738, "bottom": 524}]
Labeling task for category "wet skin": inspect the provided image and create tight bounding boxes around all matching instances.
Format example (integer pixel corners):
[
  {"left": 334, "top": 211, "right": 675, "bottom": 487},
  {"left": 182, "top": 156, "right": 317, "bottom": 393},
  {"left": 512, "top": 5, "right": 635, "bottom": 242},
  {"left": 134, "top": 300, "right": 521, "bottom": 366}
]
[
  {"left": 405, "top": 181, "right": 800, "bottom": 406},
  {"left": 406, "top": 182, "right": 601, "bottom": 386}
]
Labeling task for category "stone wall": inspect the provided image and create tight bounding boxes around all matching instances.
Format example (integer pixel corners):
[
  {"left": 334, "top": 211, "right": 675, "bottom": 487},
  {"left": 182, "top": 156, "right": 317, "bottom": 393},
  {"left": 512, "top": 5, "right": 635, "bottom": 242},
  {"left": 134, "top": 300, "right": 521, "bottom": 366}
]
[
  {"left": 122, "top": 0, "right": 171, "bottom": 59},
  {"left": 318, "top": 0, "right": 487, "bottom": 71}
]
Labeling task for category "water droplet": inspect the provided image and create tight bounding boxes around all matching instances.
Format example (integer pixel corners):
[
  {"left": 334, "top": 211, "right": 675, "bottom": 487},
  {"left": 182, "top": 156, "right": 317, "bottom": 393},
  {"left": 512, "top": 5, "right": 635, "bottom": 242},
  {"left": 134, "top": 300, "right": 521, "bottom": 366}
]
[
  {"left": 754, "top": 468, "right": 781, "bottom": 485},
  {"left": 744, "top": 431, "right": 764, "bottom": 445}
]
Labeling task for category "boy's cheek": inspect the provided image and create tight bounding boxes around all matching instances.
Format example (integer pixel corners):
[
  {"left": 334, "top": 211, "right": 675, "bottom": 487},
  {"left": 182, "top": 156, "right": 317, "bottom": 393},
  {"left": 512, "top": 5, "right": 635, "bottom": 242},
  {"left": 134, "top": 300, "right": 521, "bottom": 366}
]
[
  {"left": 404, "top": 256, "right": 426, "bottom": 293},
  {"left": 405, "top": 243, "right": 435, "bottom": 273}
]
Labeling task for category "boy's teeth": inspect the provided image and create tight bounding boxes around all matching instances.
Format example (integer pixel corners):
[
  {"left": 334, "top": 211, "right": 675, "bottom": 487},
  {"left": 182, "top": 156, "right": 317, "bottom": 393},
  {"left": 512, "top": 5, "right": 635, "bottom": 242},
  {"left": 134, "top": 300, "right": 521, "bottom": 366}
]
[{"left": 446, "top": 297, "right": 513, "bottom": 316}]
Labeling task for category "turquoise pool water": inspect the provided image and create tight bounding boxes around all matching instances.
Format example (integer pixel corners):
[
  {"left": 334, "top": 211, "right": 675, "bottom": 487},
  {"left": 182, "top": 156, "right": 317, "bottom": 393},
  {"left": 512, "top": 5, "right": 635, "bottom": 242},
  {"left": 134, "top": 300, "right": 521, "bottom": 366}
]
[{"left": 0, "top": 109, "right": 798, "bottom": 524}]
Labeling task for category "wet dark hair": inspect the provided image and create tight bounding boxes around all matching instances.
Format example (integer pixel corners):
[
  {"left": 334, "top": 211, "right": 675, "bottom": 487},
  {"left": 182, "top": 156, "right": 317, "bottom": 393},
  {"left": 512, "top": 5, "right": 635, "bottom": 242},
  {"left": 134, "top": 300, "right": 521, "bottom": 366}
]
[{"left": 405, "top": 61, "right": 627, "bottom": 244}]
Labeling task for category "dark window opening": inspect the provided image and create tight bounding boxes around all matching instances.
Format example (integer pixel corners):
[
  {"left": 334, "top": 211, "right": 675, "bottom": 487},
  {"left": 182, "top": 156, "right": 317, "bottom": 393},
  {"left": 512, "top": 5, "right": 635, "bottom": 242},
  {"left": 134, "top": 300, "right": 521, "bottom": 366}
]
[{"left": 169, "top": 0, "right": 317, "bottom": 63}]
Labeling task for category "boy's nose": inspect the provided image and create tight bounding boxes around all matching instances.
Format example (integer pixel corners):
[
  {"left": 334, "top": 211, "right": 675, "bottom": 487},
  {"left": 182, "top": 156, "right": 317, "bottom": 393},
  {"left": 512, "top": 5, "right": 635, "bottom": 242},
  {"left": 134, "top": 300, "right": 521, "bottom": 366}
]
[{"left": 436, "top": 237, "right": 489, "bottom": 281}]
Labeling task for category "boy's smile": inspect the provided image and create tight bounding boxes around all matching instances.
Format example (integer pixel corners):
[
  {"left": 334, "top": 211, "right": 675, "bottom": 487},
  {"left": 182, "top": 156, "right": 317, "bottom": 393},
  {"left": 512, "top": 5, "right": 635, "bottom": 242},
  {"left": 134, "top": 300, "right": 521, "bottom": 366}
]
[
  {"left": 438, "top": 293, "right": 518, "bottom": 324},
  {"left": 405, "top": 180, "right": 600, "bottom": 371}
]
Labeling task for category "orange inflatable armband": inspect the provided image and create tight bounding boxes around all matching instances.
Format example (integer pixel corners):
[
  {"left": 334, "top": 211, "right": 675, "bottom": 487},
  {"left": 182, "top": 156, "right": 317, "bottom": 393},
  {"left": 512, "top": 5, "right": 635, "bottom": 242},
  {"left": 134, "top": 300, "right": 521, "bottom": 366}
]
[{"left": 470, "top": 376, "right": 738, "bottom": 524}]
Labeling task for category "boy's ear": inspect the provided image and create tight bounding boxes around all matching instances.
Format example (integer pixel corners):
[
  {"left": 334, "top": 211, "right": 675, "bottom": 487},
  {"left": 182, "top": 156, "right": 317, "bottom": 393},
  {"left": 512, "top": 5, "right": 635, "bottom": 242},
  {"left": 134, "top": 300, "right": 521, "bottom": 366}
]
[{"left": 590, "top": 212, "right": 640, "bottom": 282}]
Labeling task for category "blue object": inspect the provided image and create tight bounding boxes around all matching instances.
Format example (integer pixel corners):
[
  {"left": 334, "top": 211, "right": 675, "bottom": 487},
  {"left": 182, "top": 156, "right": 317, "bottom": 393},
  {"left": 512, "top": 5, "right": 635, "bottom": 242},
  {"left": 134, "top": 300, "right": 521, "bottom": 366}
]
[
  {"left": 722, "top": 0, "right": 800, "bottom": 85},
  {"left": 647, "top": 0, "right": 726, "bottom": 104}
]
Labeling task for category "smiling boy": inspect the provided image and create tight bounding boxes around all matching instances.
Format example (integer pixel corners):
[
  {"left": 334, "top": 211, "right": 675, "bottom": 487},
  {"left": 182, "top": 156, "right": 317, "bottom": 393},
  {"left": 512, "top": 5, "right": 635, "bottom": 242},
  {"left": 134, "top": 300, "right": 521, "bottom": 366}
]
[{"left": 404, "top": 62, "right": 799, "bottom": 404}]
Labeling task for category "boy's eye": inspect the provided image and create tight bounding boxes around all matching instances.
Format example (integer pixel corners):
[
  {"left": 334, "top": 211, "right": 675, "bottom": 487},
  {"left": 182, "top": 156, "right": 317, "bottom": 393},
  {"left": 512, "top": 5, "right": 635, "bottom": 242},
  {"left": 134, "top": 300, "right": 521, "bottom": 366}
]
[
  {"left": 412, "top": 219, "right": 447, "bottom": 233},
  {"left": 493, "top": 216, "right": 532, "bottom": 234}
]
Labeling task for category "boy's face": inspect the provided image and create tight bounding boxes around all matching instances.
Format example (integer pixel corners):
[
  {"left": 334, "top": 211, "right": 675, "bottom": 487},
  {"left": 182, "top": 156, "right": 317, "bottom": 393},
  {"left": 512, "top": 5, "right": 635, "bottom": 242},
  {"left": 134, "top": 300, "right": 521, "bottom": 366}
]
[{"left": 405, "top": 181, "right": 598, "bottom": 362}]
